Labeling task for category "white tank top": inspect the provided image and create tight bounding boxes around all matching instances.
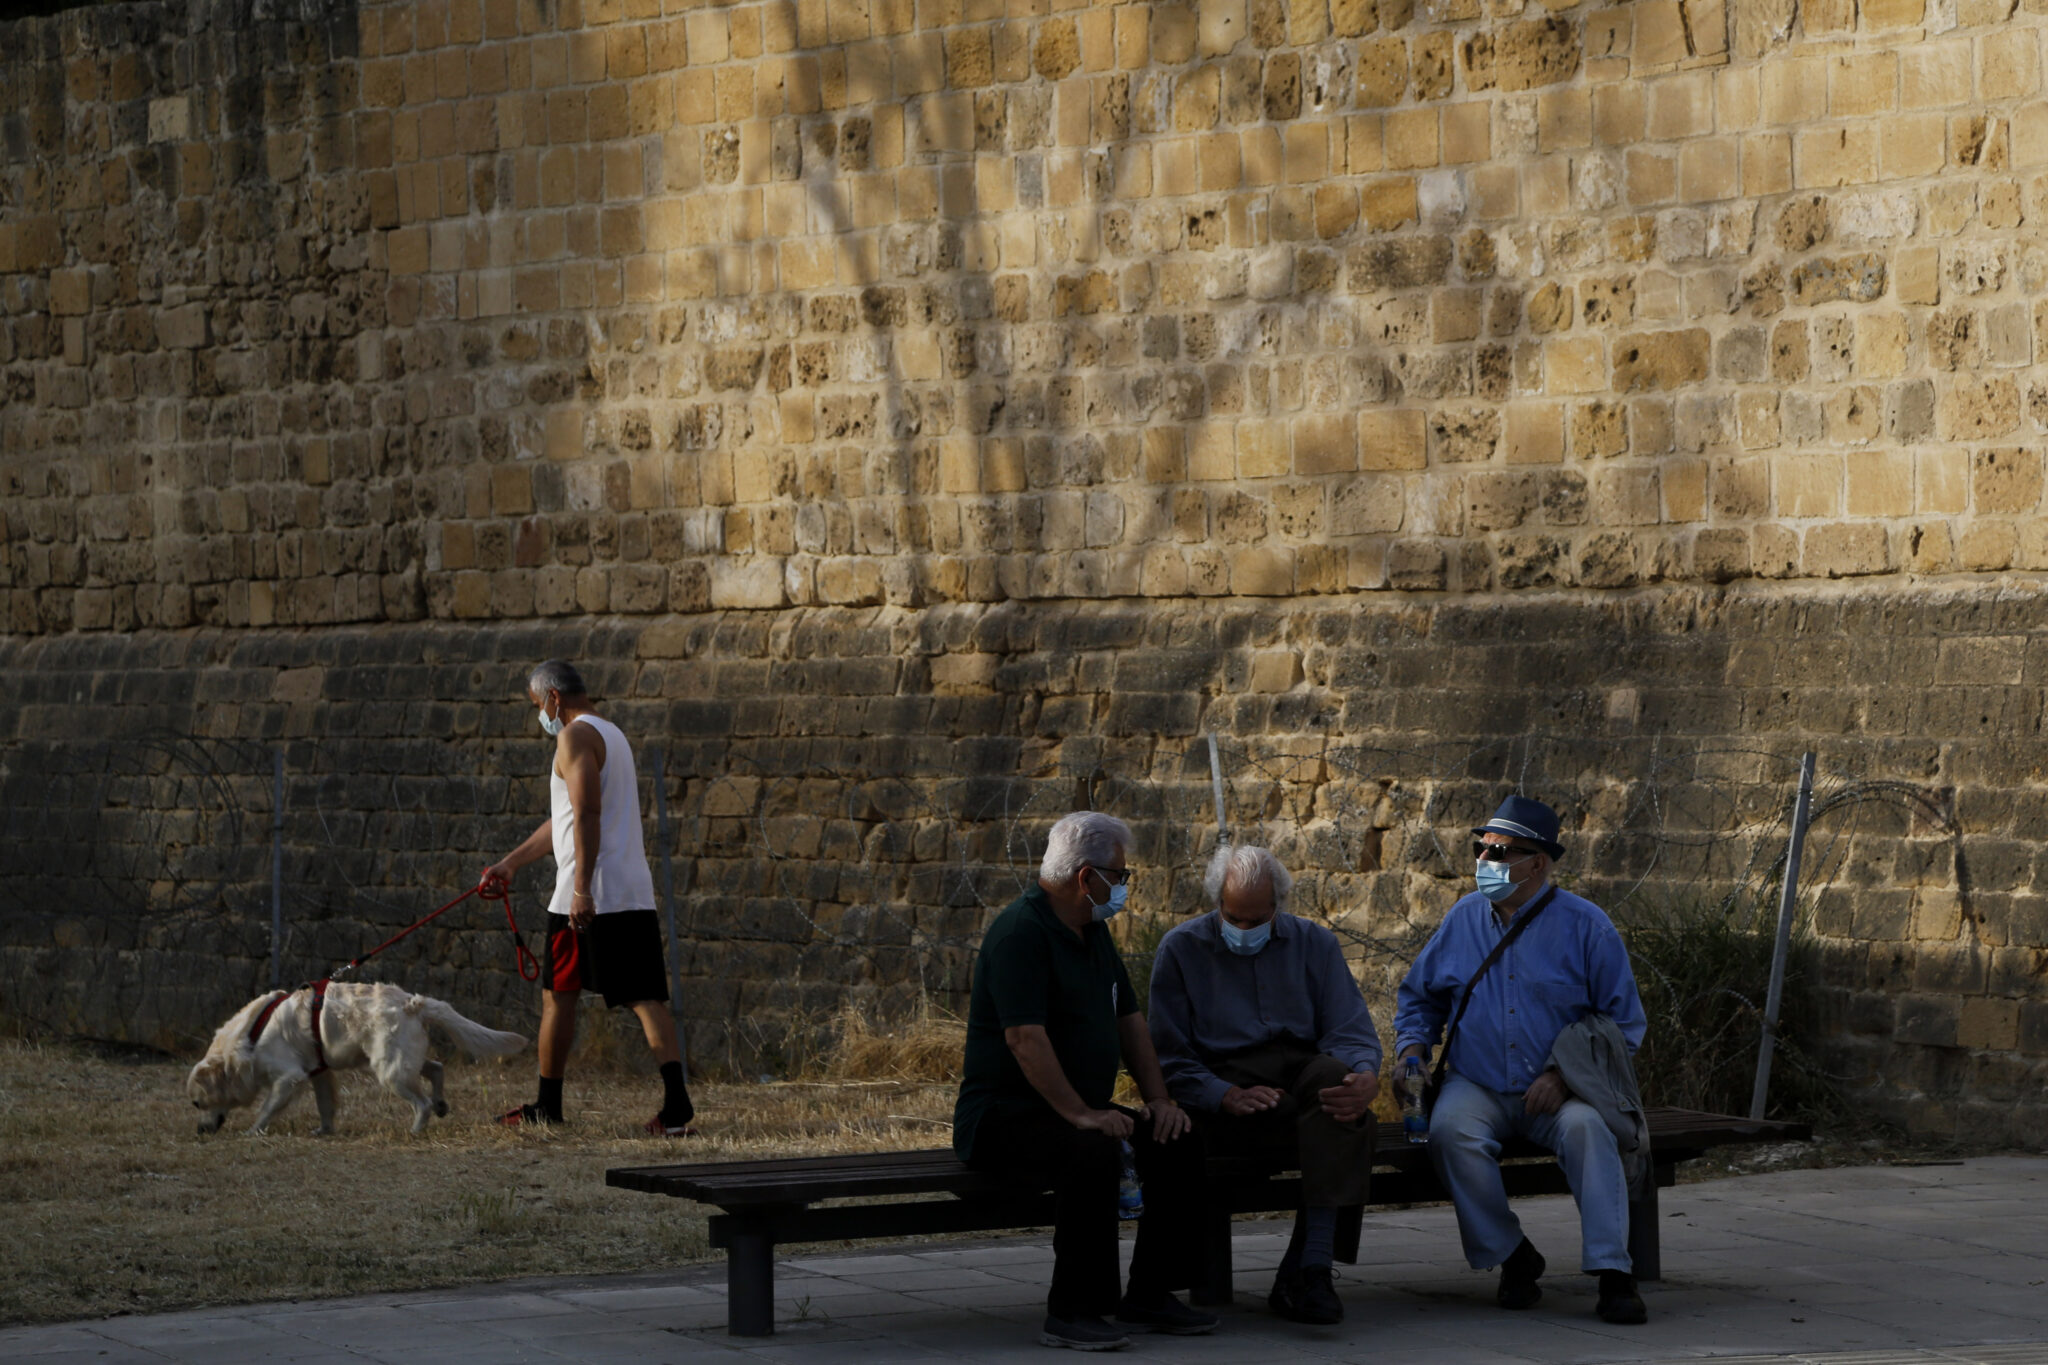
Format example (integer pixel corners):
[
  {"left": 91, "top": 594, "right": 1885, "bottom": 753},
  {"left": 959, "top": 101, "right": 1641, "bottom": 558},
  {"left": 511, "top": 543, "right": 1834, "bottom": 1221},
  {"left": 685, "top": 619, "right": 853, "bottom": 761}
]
[{"left": 548, "top": 714, "right": 658, "bottom": 917}]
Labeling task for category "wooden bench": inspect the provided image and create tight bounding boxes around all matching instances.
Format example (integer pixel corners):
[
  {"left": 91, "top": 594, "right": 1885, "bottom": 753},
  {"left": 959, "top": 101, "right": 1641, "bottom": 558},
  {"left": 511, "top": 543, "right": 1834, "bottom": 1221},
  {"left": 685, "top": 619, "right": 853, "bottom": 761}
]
[{"left": 608, "top": 1106, "right": 1810, "bottom": 1336}]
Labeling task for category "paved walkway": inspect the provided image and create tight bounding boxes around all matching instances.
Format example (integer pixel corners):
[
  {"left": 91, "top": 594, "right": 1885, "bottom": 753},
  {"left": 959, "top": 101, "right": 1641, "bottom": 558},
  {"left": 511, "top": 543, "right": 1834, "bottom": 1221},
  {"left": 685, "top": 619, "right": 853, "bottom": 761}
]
[{"left": 7, "top": 1158, "right": 2047, "bottom": 1364}]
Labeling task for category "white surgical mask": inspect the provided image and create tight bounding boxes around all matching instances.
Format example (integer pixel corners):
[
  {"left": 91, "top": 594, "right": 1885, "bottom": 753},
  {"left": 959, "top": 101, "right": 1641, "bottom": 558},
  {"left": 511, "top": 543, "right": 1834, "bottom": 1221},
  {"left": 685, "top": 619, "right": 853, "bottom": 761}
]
[{"left": 1220, "top": 918, "right": 1271, "bottom": 955}]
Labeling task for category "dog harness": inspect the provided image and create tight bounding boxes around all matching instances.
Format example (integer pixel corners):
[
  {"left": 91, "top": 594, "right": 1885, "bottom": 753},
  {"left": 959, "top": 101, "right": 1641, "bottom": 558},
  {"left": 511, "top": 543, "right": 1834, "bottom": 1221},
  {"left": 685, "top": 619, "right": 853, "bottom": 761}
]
[{"left": 247, "top": 980, "right": 331, "bottom": 1077}]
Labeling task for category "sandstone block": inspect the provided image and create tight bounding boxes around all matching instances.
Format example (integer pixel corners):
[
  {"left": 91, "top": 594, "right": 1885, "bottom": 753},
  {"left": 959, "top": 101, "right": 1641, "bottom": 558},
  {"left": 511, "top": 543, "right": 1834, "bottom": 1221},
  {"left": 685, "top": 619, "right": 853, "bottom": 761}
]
[
  {"left": 1790, "top": 253, "right": 1887, "bottom": 306},
  {"left": 1612, "top": 329, "right": 1710, "bottom": 391},
  {"left": 1804, "top": 522, "right": 1889, "bottom": 577},
  {"left": 1494, "top": 16, "right": 1579, "bottom": 92},
  {"left": 1230, "top": 546, "right": 1294, "bottom": 595},
  {"left": 1973, "top": 448, "right": 2043, "bottom": 514},
  {"left": 1359, "top": 409, "right": 1426, "bottom": 470},
  {"left": 1941, "top": 377, "right": 2021, "bottom": 440},
  {"left": 1504, "top": 402, "right": 1564, "bottom": 464},
  {"left": 710, "top": 557, "right": 788, "bottom": 609},
  {"left": 1249, "top": 649, "right": 1302, "bottom": 692}
]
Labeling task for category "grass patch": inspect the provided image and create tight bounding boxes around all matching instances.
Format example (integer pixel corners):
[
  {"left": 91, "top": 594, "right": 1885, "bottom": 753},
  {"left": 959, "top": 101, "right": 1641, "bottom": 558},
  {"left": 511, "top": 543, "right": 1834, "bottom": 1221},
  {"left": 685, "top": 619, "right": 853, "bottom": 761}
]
[{"left": 0, "top": 1035, "right": 951, "bottom": 1327}]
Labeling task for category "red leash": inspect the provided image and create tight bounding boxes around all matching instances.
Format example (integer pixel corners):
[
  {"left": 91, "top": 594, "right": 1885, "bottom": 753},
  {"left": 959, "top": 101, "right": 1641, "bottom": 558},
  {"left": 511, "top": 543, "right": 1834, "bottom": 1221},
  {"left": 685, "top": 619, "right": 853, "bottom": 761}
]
[
  {"left": 246, "top": 876, "right": 537, "bottom": 1072},
  {"left": 333, "top": 874, "right": 540, "bottom": 983}
]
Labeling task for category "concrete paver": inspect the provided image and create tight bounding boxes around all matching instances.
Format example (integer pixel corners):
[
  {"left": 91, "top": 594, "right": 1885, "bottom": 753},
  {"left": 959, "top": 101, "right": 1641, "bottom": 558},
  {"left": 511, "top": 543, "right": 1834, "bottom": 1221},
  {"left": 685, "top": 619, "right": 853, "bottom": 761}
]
[{"left": 5, "top": 1158, "right": 2045, "bottom": 1364}]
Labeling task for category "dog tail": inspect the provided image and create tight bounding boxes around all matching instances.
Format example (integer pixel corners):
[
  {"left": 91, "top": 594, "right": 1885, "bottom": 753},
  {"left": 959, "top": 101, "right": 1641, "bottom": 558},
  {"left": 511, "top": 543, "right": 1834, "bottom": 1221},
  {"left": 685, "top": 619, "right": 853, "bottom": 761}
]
[{"left": 412, "top": 997, "right": 529, "bottom": 1059}]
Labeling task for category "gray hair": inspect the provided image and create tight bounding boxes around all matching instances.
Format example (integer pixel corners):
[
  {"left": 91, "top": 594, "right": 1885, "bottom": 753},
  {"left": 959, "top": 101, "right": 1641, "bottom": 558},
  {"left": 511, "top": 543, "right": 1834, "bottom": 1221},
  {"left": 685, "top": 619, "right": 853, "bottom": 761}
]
[
  {"left": 528, "top": 659, "right": 587, "bottom": 698},
  {"left": 1039, "top": 811, "right": 1133, "bottom": 884},
  {"left": 1204, "top": 842, "right": 1292, "bottom": 915}
]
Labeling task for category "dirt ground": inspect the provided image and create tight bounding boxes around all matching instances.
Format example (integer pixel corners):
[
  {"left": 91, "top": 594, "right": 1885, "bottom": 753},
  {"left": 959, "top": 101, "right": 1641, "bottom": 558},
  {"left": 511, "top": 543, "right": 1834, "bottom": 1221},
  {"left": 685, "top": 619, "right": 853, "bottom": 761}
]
[
  {"left": 3, "top": 1032, "right": 1949, "bottom": 1329},
  {"left": 0, "top": 1038, "right": 957, "bottom": 1326}
]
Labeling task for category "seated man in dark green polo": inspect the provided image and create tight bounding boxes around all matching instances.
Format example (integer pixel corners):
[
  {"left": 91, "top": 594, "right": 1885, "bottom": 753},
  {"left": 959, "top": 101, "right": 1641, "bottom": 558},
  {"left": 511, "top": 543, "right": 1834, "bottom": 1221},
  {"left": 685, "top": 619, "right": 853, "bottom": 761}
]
[{"left": 954, "top": 810, "right": 1217, "bottom": 1352}]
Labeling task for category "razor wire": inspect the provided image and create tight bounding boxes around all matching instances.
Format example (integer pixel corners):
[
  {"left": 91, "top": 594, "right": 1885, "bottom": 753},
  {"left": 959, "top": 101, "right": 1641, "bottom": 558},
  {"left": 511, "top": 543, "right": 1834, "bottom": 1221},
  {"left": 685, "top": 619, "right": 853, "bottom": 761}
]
[{"left": 0, "top": 725, "right": 1961, "bottom": 1065}]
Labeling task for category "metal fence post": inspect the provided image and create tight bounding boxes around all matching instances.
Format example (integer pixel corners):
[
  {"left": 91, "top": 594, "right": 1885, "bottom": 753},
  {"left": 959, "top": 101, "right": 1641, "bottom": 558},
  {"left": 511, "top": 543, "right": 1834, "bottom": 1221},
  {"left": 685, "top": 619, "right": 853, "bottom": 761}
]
[
  {"left": 271, "top": 746, "right": 285, "bottom": 989},
  {"left": 1751, "top": 751, "right": 1817, "bottom": 1121},
  {"left": 651, "top": 746, "right": 685, "bottom": 1082}
]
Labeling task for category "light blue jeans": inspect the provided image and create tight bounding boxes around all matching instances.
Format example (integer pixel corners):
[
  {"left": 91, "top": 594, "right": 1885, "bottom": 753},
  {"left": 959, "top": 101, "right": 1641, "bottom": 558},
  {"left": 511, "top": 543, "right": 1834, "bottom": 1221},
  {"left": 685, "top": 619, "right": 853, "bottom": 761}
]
[{"left": 1428, "top": 1073, "right": 1631, "bottom": 1273}]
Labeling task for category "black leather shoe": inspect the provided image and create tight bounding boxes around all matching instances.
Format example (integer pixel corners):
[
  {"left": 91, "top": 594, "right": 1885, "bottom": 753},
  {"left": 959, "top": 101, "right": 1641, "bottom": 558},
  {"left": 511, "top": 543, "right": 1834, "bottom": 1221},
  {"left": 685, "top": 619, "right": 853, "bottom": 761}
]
[
  {"left": 1297, "top": 1266, "right": 1344, "bottom": 1324},
  {"left": 1114, "top": 1291, "right": 1217, "bottom": 1335},
  {"left": 1039, "top": 1314, "right": 1131, "bottom": 1351},
  {"left": 1268, "top": 1268, "right": 1304, "bottom": 1320},
  {"left": 1596, "top": 1270, "right": 1648, "bottom": 1324},
  {"left": 1496, "top": 1238, "right": 1545, "bottom": 1310}
]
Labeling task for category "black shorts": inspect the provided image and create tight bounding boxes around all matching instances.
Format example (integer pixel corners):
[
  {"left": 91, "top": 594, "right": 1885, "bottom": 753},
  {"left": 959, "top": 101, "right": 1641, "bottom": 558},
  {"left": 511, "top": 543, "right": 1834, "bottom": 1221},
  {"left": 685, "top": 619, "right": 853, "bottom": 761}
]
[{"left": 542, "top": 909, "right": 670, "bottom": 1009}]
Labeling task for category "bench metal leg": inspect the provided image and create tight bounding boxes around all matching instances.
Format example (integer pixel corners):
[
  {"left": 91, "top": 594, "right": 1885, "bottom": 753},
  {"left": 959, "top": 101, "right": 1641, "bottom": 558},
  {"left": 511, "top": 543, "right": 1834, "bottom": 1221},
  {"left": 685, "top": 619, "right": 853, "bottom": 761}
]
[
  {"left": 1627, "top": 1165, "right": 1664, "bottom": 1283},
  {"left": 727, "top": 1229, "right": 775, "bottom": 1336},
  {"left": 1190, "top": 1197, "right": 1235, "bottom": 1307}
]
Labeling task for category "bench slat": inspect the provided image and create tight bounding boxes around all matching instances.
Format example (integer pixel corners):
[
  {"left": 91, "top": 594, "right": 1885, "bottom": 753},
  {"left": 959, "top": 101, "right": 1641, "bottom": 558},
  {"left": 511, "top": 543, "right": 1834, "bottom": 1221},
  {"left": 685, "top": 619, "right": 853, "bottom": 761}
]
[{"left": 605, "top": 1108, "right": 1810, "bottom": 1209}]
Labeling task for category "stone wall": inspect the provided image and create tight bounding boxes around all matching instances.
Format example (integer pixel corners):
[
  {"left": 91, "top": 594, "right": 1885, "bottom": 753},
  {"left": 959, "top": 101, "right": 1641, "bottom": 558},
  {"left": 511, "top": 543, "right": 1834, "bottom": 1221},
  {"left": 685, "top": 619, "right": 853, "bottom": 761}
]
[
  {"left": 4, "top": 585, "right": 2047, "bottom": 1142},
  {"left": 2, "top": 0, "right": 2046, "bottom": 1142},
  {"left": 6, "top": 0, "right": 2048, "bottom": 626}
]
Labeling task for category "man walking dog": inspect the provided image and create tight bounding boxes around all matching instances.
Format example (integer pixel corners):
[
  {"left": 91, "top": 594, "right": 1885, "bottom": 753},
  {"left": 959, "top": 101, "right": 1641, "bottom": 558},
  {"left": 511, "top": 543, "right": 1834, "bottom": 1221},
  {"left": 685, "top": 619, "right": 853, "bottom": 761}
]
[{"left": 483, "top": 660, "right": 697, "bottom": 1136}]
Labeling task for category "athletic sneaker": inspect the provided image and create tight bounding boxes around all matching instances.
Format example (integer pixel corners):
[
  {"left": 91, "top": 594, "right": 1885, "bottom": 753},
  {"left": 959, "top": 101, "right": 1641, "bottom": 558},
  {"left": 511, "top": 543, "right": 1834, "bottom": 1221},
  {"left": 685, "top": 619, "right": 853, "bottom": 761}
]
[
  {"left": 1038, "top": 1314, "right": 1131, "bottom": 1351},
  {"left": 499, "top": 1103, "right": 559, "bottom": 1127},
  {"left": 644, "top": 1113, "right": 699, "bottom": 1137}
]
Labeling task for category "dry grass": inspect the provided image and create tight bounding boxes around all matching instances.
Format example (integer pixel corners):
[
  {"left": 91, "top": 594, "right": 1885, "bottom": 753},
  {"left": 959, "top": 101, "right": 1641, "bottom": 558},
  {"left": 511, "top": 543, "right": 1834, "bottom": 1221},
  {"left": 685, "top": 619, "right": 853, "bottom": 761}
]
[
  {"left": 4, "top": 999, "right": 1443, "bottom": 1328},
  {"left": 819, "top": 998, "right": 967, "bottom": 1083},
  {"left": 0, "top": 1034, "right": 956, "bottom": 1327}
]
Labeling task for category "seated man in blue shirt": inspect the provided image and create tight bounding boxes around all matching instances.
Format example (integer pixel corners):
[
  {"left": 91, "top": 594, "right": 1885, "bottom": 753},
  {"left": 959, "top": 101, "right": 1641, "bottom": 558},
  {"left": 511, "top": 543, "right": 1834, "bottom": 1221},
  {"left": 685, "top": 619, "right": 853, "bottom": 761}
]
[
  {"left": 1150, "top": 843, "right": 1382, "bottom": 1325},
  {"left": 955, "top": 811, "right": 1218, "bottom": 1352},
  {"left": 1394, "top": 796, "right": 1650, "bottom": 1325}
]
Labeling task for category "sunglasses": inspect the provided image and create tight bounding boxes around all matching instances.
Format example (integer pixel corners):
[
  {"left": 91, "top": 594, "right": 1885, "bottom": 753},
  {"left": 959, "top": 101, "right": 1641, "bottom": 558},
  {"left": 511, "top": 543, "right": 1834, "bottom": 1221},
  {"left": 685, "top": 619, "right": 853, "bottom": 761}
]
[
  {"left": 1085, "top": 865, "right": 1133, "bottom": 885},
  {"left": 1473, "top": 841, "right": 1542, "bottom": 863}
]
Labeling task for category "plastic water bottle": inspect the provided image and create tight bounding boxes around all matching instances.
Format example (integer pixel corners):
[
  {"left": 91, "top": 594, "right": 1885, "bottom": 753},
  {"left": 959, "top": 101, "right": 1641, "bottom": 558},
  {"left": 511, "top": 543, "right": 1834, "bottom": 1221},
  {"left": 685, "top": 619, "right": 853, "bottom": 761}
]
[
  {"left": 1401, "top": 1059, "right": 1430, "bottom": 1145},
  {"left": 1117, "top": 1140, "right": 1144, "bottom": 1220}
]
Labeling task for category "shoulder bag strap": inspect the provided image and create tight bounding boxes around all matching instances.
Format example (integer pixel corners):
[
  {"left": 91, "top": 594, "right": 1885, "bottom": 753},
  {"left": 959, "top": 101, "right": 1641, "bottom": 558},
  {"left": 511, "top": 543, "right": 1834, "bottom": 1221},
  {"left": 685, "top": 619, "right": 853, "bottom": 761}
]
[{"left": 1426, "top": 886, "right": 1559, "bottom": 1102}]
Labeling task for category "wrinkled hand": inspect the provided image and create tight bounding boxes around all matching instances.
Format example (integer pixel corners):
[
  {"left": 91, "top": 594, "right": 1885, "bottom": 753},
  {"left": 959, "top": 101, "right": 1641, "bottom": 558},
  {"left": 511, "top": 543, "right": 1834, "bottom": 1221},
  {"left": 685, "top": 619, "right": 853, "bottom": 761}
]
[
  {"left": 1146, "top": 1098, "right": 1190, "bottom": 1142},
  {"left": 1523, "top": 1068, "right": 1569, "bottom": 1116},
  {"left": 1220, "top": 1084, "right": 1285, "bottom": 1117},
  {"left": 1318, "top": 1070, "right": 1380, "bottom": 1125},
  {"left": 480, "top": 864, "right": 512, "bottom": 895},
  {"left": 1074, "top": 1107, "right": 1135, "bottom": 1139}
]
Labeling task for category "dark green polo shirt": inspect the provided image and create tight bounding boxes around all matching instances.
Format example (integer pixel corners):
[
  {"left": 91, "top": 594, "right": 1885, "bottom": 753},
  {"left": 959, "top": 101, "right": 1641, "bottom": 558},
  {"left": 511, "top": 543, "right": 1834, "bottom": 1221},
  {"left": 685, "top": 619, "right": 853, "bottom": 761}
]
[{"left": 953, "top": 884, "right": 1138, "bottom": 1160}]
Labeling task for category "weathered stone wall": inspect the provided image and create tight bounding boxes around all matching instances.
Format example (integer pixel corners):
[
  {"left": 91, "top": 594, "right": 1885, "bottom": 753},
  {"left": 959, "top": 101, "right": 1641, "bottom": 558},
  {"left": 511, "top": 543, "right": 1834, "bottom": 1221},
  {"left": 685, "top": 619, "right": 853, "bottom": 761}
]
[
  {"left": 2, "top": 0, "right": 2046, "bottom": 1141},
  {"left": 6, "top": 0, "right": 2048, "bottom": 624},
  {"left": 4, "top": 586, "right": 2047, "bottom": 1141}
]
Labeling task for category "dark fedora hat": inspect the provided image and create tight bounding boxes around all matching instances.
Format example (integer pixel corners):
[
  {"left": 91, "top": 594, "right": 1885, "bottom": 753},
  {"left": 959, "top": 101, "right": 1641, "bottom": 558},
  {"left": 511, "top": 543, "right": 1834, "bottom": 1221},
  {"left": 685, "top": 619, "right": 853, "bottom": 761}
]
[{"left": 1472, "top": 795, "right": 1565, "bottom": 859}]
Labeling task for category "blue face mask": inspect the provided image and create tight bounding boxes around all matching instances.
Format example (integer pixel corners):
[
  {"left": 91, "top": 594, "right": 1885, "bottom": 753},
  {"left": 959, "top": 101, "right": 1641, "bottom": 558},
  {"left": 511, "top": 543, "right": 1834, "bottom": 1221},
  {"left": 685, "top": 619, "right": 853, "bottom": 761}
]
[
  {"left": 1475, "top": 860, "right": 1520, "bottom": 903},
  {"left": 1089, "top": 876, "right": 1129, "bottom": 923},
  {"left": 538, "top": 699, "right": 564, "bottom": 737},
  {"left": 1220, "top": 918, "right": 1272, "bottom": 955}
]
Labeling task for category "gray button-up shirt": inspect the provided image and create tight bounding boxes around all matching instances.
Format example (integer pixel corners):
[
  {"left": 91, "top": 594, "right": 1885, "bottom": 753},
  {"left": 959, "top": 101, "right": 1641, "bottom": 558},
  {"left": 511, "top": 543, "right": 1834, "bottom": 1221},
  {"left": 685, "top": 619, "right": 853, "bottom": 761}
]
[{"left": 1148, "top": 910, "right": 1384, "bottom": 1111}]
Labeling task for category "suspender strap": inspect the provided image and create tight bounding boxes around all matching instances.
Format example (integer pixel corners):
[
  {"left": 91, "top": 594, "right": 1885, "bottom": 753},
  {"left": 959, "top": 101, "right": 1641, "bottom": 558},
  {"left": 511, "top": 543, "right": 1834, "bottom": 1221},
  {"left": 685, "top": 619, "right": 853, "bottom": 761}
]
[{"left": 1427, "top": 886, "right": 1560, "bottom": 1104}]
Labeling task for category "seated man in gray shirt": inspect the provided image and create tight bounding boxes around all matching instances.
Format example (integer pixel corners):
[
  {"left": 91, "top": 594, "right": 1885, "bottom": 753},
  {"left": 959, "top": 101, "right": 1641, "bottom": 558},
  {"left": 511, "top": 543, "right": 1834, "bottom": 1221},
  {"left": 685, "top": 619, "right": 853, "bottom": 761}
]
[{"left": 1148, "top": 843, "right": 1383, "bottom": 1325}]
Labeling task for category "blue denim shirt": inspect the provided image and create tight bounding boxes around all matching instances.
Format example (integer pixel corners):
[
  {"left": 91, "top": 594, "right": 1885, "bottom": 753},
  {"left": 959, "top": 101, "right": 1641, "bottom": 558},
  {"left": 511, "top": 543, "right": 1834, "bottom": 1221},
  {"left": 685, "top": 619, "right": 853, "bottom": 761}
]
[
  {"left": 1149, "top": 911, "right": 1384, "bottom": 1111},
  {"left": 1393, "top": 886, "right": 1646, "bottom": 1095}
]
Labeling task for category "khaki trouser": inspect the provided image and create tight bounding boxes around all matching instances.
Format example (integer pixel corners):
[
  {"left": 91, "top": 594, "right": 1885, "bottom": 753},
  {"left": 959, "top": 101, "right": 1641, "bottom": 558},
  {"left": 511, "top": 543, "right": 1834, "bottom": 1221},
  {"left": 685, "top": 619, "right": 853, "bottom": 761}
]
[{"left": 1202, "top": 1038, "right": 1375, "bottom": 1208}]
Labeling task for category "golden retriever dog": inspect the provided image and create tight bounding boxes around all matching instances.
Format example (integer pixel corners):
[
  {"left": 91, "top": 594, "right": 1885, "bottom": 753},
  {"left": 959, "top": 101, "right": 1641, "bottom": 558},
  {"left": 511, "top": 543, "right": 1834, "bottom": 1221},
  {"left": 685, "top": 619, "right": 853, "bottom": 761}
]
[{"left": 188, "top": 981, "right": 527, "bottom": 1135}]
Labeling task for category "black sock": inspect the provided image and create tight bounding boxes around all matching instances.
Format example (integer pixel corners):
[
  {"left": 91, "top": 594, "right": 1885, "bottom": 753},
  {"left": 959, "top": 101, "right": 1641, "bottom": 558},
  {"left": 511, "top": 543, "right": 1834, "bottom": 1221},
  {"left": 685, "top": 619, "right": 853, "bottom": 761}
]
[
  {"left": 536, "top": 1076, "right": 564, "bottom": 1122},
  {"left": 1278, "top": 1211, "right": 1308, "bottom": 1277},
  {"left": 659, "top": 1061, "right": 693, "bottom": 1126}
]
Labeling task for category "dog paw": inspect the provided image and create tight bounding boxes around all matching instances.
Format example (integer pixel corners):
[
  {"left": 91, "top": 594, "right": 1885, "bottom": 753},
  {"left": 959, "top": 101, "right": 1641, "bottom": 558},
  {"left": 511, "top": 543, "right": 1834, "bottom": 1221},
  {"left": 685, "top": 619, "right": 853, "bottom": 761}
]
[{"left": 434, "top": 1100, "right": 450, "bottom": 1118}]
